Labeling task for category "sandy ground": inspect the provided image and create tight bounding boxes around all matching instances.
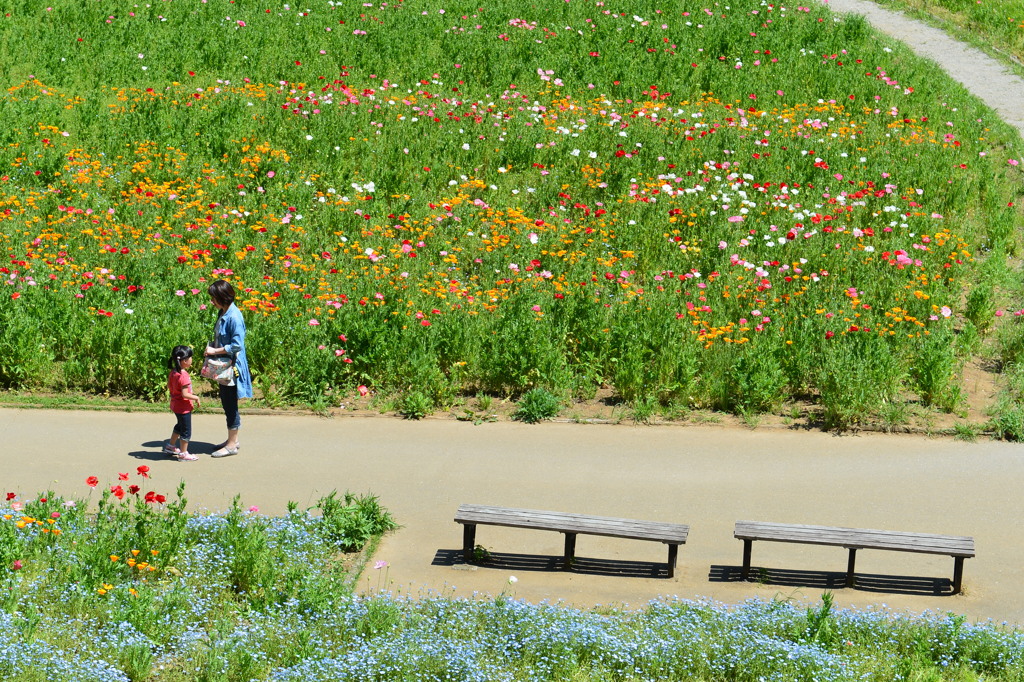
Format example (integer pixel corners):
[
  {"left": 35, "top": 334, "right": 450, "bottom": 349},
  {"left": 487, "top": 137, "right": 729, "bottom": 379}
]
[
  {"left": 819, "top": 0, "right": 1024, "bottom": 139},
  {"left": 2, "top": 407, "right": 1022, "bottom": 625}
]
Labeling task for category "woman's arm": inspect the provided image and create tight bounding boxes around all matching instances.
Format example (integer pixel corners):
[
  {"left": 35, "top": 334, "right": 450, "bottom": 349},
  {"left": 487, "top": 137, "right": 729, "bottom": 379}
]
[{"left": 206, "top": 309, "right": 246, "bottom": 355}]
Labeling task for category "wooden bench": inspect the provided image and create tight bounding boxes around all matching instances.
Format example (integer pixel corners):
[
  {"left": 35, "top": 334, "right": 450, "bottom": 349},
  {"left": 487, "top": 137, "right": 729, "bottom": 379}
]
[
  {"left": 455, "top": 504, "right": 690, "bottom": 578},
  {"left": 734, "top": 521, "right": 975, "bottom": 594}
]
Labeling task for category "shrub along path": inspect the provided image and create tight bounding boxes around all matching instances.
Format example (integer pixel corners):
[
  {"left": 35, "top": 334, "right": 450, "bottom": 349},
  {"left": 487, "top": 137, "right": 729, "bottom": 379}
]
[{"left": 1, "top": 407, "right": 1022, "bottom": 625}]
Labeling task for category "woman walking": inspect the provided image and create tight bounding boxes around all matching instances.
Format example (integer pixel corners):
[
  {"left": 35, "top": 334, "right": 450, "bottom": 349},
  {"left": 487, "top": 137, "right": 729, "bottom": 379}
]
[{"left": 205, "top": 279, "right": 252, "bottom": 457}]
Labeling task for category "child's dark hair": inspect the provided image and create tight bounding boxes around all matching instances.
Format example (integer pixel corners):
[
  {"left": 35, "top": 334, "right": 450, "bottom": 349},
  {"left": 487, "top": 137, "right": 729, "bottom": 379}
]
[{"left": 169, "top": 345, "right": 194, "bottom": 371}]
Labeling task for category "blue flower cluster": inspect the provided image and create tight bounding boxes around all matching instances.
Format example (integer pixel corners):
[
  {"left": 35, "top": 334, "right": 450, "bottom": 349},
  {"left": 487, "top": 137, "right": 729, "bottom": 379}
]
[
  {"left": 0, "top": 612, "right": 130, "bottom": 681},
  {"left": 2, "top": 499, "right": 1023, "bottom": 681}
]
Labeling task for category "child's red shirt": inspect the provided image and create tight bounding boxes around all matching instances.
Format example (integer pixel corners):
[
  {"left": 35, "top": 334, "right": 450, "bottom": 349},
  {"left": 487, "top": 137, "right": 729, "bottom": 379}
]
[{"left": 169, "top": 369, "right": 194, "bottom": 414}]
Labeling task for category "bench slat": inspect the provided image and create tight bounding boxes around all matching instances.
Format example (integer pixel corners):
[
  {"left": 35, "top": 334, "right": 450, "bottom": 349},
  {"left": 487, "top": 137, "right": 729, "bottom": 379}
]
[
  {"left": 735, "top": 521, "right": 974, "bottom": 556},
  {"left": 456, "top": 504, "right": 689, "bottom": 543}
]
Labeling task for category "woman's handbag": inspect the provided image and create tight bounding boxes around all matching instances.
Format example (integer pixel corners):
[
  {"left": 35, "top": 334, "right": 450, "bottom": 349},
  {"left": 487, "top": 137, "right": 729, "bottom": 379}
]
[{"left": 201, "top": 347, "right": 236, "bottom": 386}]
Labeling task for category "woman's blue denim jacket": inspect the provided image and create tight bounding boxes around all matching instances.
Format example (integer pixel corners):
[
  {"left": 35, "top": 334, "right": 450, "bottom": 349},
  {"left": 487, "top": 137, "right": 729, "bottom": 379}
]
[{"left": 214, "top": 303, "right": 253, "bottom": 399}]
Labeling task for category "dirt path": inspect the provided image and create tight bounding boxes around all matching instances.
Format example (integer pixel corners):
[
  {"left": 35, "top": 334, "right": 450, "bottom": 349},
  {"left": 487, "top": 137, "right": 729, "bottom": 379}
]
[
  {"left": 2, "top": 408, "right": 1022, "bottom": 624},
  {"left": 819, "top": 0, "right": 1024, "bottom": 140}
]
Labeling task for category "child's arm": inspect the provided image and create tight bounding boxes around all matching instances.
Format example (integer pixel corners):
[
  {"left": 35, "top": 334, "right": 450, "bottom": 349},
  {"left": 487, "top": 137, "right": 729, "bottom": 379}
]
[{"left": 181, "top": 383, "right": 201, "bottom": 407}]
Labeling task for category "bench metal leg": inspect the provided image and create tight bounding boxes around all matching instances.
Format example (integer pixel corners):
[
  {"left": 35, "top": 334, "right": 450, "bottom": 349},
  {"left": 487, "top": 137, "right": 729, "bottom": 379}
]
[
  {"left": 952, "top": 556, "right": 965, "bottom": 594},
  {"left": 563, "top": 533, "right": 577, "bottom": 570},
  {"left": 846, "top": 548, "right": 857, "bottom": 588},
  {"left": 741, "top": 539, "right": 753, "bottom": 580},
  {"left": 462, "top": 524, "right": 477, "bottom": 563},
  {"left": 667, "top": 544, "right": 678, "bottom": 579}
]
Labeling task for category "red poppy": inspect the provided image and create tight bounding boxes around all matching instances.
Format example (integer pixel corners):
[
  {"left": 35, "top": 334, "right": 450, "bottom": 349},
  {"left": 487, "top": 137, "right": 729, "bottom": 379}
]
[
  {"left": 5, "top": 493, "right": 15, "bottom": 501},
  {"left": 86, "top": 476, "right": 99, "bottom": 488},
  {"left": 137, "top": 465, "right": 150, "bottom": 479},
  {"left": 118, "top": 473, "right": 129, "bottom": 481},
  {"left": 110, "top": 486, "right": 125, "bottom": 500},
  {"left": 128, "top": 485, "right": 140, "bottom": 495},
  {"left": 155, "top": 494, "right": 167, "bottom": 504},
  {"left": 144, "top": 491, "right": 157, "bottom": 504}
]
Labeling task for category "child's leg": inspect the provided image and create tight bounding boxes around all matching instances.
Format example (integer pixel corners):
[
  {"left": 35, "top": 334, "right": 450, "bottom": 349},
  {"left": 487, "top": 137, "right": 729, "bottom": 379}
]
[
  {"left": 175, "top": 413, "right": 197, "bottom": 460},
  {"left": 166, "top": 414, "right": 187, "bottom": 454}
]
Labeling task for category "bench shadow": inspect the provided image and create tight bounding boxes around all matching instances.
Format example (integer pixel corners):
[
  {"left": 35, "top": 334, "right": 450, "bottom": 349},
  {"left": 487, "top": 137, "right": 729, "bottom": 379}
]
[
  {"left": 433, "top": 549, "right": 671, "bottom": 578},
  {"left": 708, "top": 565, "right": 955, "bottom": 596}
]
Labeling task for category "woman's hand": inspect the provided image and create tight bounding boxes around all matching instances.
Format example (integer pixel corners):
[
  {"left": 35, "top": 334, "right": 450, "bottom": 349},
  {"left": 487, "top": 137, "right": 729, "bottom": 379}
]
[{"left": 205, "top": 345, "right": 222, "bottom": 356}]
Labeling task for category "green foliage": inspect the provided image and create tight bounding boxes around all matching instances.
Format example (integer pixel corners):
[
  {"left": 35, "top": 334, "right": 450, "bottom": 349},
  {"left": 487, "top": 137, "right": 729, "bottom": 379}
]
[
  {"left": 118, "top": 641, "right": 154, "bottom": 682},
  {"left": 965, "top": 285, "right": 996, "bottom": 335},
  {"left": 953, "top": 422, "right": 979, "bottom": 441},
  {"left": 803, "top": 591, "right": 838, "bottom": 647},
  {"left": 0, "top": 312, "right": 53, "bottom": 389},
  {"left": 512, "top": 387, "right": 562, "bottom": 423},
  {"left": 630, "top": 395, "right": 658, "bottom": 424},
  {"left": 731, "top": 344, "right": 788, "bottom": 415},
  {"left": 989, "top": 400, "right": 1024, "bottom": 441},
  {"left": 998, "top": 317, "right": 1024, "bottom": 368},
  {"left": 218, "top": 496, "right": 281, "bottom": 606},
  {"left": 312, "top": 491, "right": 398, "bottom": 553},
  {"left": 818, "top": 334, "right": 907, "bottom": 430},
  {"left": 910, "top": 329, "right": 963, "bottom": 411},
  {"left": 399, "top": 391, "right": 432, "bottom": 420}
]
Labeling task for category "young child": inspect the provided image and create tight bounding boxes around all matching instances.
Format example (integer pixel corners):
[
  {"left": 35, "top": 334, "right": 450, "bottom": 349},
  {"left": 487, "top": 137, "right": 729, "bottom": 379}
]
[{"left": 165, "top": 345, "right": 201, "bottom": 461}]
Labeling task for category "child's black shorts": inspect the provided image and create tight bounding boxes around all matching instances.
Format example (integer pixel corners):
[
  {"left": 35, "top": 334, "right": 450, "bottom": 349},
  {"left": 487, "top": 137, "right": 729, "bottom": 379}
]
[{"left": 173, "top": 412, "right": 192, "bottom": 441}]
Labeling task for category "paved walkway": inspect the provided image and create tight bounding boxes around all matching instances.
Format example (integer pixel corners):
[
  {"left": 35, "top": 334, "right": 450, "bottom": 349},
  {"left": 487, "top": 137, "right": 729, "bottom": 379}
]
[{"left": 2, "top": 408, "right": 1022, "bottom": 624}]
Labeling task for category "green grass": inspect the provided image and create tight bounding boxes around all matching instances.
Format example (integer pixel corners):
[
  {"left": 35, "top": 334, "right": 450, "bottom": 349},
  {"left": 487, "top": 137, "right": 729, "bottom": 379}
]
[{"left": 872, "top": 0, "right": 1024, "bottom": 73}]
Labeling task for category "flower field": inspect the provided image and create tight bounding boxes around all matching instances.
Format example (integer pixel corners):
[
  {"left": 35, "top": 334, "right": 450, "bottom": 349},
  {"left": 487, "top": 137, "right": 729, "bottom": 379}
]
[
  {"left": 0, "top": 472, "right": 399, "bottom": 680},
  {"left": 2, "top": 474, "right": 1024, "bottom": 681},
  {"left": 1, "top": 0, "right": 1022, "bottom": 427}
]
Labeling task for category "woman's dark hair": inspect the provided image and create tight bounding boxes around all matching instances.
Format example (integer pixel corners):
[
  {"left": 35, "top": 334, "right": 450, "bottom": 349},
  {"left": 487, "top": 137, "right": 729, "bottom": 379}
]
[
  {"left": 168, "top": 345, "right": 194, "bottom": 371},
  {"left": 208, "top": 279, "right": 236, "bottom": 307}
]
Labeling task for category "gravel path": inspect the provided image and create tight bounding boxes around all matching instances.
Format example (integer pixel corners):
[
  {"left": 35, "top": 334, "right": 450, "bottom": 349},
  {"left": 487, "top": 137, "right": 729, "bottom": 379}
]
[{"left": 820, "top": 0, "right": 1024, "bottom": 139}]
